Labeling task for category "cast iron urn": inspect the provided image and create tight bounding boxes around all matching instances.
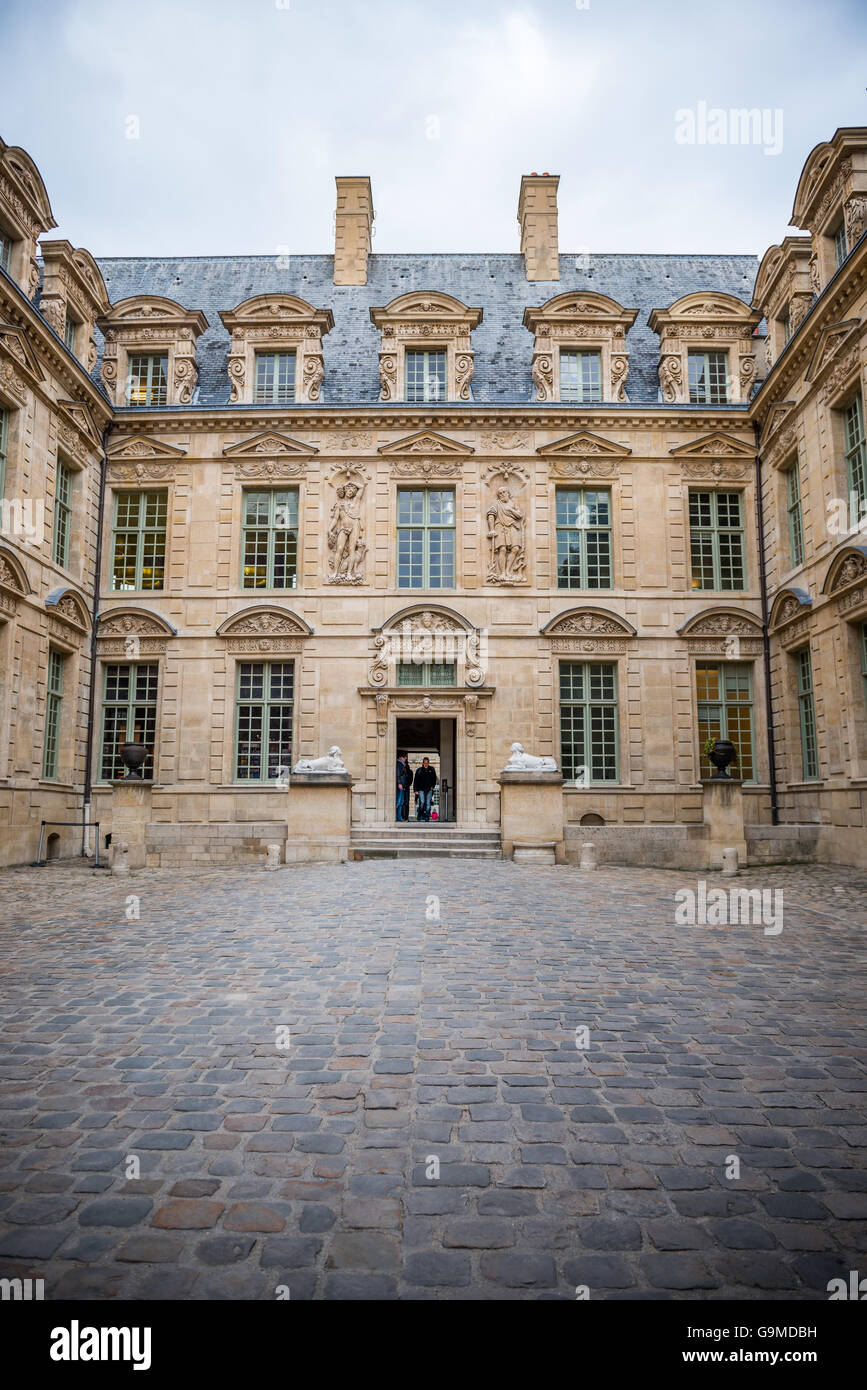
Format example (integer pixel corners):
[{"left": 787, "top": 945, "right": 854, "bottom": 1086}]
[
  {"left": 119, "top": 741, "right": 148, "bottom": 780},
  {"left": 708, "top": 738, "right": 737, "bottom": 780}
]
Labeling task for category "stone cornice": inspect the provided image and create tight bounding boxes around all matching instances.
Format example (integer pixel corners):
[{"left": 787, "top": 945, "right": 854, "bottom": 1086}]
[{"left": 0, "top": 273, "right": 113, "bottom": 423}]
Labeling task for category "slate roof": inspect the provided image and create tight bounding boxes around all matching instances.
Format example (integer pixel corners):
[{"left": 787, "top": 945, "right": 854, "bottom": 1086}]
[{"left": 92, "top": 252, "right": 760, "bottom": 407}]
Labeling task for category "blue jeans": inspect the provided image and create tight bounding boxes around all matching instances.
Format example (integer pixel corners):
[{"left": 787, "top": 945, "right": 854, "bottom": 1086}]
[
  {"left": 396, "top": 786, "right": 409, "bottom": 820},
  {"left": 416, "top": 788, "right": 434, "bottom": 821}
]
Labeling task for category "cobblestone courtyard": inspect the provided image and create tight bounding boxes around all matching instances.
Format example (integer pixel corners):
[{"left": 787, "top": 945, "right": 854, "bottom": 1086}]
[{"left": 0, "top": 858, "right": 865, "bottom": 1301}]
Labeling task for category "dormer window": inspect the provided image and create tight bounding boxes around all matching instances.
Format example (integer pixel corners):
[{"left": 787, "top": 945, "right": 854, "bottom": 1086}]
[
  {"left": 253, "top": 351, "right": 297, "bottom": 405},
  {"left": 688, "top": 351, "right": 729, "bottom": 405},
  {"left": 833, "top": 219, "right": 849, "bottom": 269},
  {"left": 40, "top": 241, "right": 110, "bottom": 373},
  {"left": 560, "top": 350, "right": 602, "bottom": 403},
  {"left": 127, "top": 353, "right": 168, "bottom": 407},
  {"left": 405, "top": 349, "right": 446, "bottom": 403}
]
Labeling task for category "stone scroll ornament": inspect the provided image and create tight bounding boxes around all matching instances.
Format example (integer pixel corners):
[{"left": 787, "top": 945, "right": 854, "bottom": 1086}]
[
  {"left": 292, "top": 746, "right": 346, "bottom": 774},
  {"left": 486, "top": 487, "right": 527, "bottom": 584},
  {"left": 327, "top": 477, "right": 367, "bottom": 584},
  {"left": 503, "top": 742, "right": 558, "bottom": 773}
]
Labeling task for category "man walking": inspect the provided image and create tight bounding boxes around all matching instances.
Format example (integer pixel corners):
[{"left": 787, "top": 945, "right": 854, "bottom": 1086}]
[
  {"left": 396, "top": 751, "right": 412, "bottom": 822},
  {"left": 413, "top": 757, "right": 438, "bottom": 822}
]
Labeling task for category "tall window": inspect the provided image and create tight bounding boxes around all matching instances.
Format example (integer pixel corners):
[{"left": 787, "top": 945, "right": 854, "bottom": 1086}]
[
  {"left": 844, "top": 393, "right": 866, "bottom": 516},
  {"left": 796, "top": 646, "right": 819, "bottom": 781},
  {"left": 560, "top": 662, "right": 618, "bottom": 783},
  {"left": 241, "top": 490, "right": 298, "bottom": 589},
  {"left": 556, "top": 487, "right": 612, "bottom": 589},
  {"left": 126, "top": 354, "right": 168, "bottom": 406},
  {"left": 100, "top": 664, "right": 158, "bottom": 781},
  {"left": 235, "top": 662, "right": 294, "bottom": 781},
  {"left": 785, "top": 458, "right": 804, "bottom": 569},
  {"left": 397, "top": 489, "right": 455, "bottom": 588},
  {"left": 689, "top": 490, "right": 745, "bottom": 590},
  {"left": 560, "top": 350, "right": 602, "bottom": 403},
  {"left": 833, "top": 220, "right": 848, "bottom": 269},
  {"left": 64, "top": 313, "right": 77, "bottom": 353},
  {"left": 397, "top": 662, "right": 456, "bottom": 687},
  {"left": 0, "top": 407, "right": 7, "bottom": 498},
  {"left": 42, "top": 649, "right": 65, "bottom": 781},
  {"left": 53, "top": 461, "right": 71, "bottom": 568},
  {"left": 688, "top": 351, "right": 729, "bottom": 405},
  {"left": 0, "top": 228, "right": 11, "bottom": 271},
  {"left": 253, "top": 352, "right": 296, "bottom": 404},
  {"left": 696, "top": 664, "right": 755, "bottom": 781},
  {"left": 112, "top": 492, "right": 167, "bottom": 591},
  {"left": 405, "top": 350, "right": 446, "bottom": 403}
]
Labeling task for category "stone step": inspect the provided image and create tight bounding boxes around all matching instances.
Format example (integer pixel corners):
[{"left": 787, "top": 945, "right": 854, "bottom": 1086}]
[
  {"left": 350, "top": 845, "right": 503, "bottom": 859},
  {"left": 350, "top": 824, "right": 502, "bottom": 859}
]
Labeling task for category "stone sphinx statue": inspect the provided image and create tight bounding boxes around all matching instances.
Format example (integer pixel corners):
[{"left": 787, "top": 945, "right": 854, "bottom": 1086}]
[
  {"left": 503, "top": 742, "right": 558, "bottom": 773},
  {"left": 292, "top": 746, "right": 347, "bottom": 774}
]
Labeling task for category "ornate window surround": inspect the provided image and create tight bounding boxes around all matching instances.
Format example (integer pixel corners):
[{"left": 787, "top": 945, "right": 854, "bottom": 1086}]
[
  {"left": 789, "top": 130, "right": 867, "bottom": 293},
  {"left": 768, "top": 586, "right": 813, "bottom": 649},
  {"left": 0, "top": 138, "right": 56, "bottom": 300},
  {"left": 648, "top": 292, "right": 762, "bottom": 406},
  {"left": 522, "top": 292, "right": 638, "bottom": 403},
  {"left": 369, "top": 292, "right": 483, "bottom": 403},
  {"left": 752, "top": 237, "right": 814, "bottom": 369},
  {"left": 218, "top": 294, "right": 334, "bottom": 405},
  {"left": 38, "top": 241, "right": 110, "bottom": 371},
  {"left": 215, "top": 605, "right": 312, "bottom": 786},
  {"left": 98, "top": 297, "right": 208, "bottom": 408},
  {"left": 367, "top": 604, "right": 486, "bottom": 691}
]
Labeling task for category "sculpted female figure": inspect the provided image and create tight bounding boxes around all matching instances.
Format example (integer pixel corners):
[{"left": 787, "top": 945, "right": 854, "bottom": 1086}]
[{"left": 327, "top": 481, "right": 366, "bottom": 583}]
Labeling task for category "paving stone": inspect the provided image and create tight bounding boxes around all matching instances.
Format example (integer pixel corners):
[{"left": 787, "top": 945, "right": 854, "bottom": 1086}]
[
  {"left": 326, "top": 1233, "right": 400, "bottom": 1270},
  {"left": 479, "top": 1252, "right": 557, "bottom": 1287},
  {"left": 117, "top": 1234, "right": 183, "bottom": 1262},
  {"left": 443, "top": 1219, "right": 515, "bottom": 1249},
  {"left": 641, "top": 1254, "right": 718, "bottom": 1290},
  {"left": 324, "top": 1274, "right": 397, "bottom": 1299},
  {"left": 196, "top": 1235, "right": 256, "bottom": 1265},
  {"left": 403, "top": 1251, "right": 472, "bottom": 1287},
  {"left": 259, "top": 1236, "right": 324, "bottom": 1268},
  {"left": 151, "top": 1200, "right": 224, "bottom": 1229},
  {"left": 78, "top": 1197, "right": 153, "bottom": 1227},
  {"left": 564, "top": 1255, "right": 635, "bottom": 1289}
]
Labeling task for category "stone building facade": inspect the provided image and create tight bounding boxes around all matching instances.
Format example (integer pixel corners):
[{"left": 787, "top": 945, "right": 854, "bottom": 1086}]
[{"left": 1, "top": 132, "right": 866, "bottom": 869}]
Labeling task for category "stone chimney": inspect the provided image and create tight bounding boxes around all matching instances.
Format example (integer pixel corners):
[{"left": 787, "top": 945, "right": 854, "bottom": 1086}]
[
  {"left": 333, "top": 177, "right": 374, "bottom": 285},
  {"left": 518, "top": 173, "right": 560, "bottom": 281}
]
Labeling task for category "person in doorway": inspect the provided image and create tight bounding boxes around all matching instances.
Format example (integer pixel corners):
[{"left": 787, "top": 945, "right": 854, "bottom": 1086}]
[
  {"left": 396, "top": 751, "right": 413, "bottom": 822},
  {"left": 413, "top": 757, "right": 438, "bottom": 822}
]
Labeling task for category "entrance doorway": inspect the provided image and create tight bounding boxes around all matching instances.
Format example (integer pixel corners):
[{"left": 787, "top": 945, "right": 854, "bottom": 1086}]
[{"left": 395, "top": 717, "right": 456, "bottom": 822}]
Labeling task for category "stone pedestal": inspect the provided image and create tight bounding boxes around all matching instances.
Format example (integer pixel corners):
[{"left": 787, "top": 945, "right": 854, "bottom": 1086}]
[
  {"left": 110, "top": 781, "right": 152, "bottom": 871},
  {"left": 702, "top": 778, "right": 747, "bottom": 871},
  {"left": 285, "top": 773, "right": 354, "bottom": 864},
  {"left": 498, "top": 771, "right": 565, "bottom": 865}
]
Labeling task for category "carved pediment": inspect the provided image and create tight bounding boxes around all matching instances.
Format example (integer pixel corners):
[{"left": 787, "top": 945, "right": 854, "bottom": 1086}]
[
  {"left": 538, "top": 432, "right": 631, "bottom": 460},
  {"left": 0, "top": 141, "right": 56, "bottom": 232},
  {"left": 370, "top": 292, "right": 483, "bottom": 327},
  {"left": 217, "top": 607, "right": 312, "bottom": 639},
  {"left": 670, "top": 432, "right": 754, "bottom": 459},
  {"left": 759, "top": 402, "right": 796, "bottom": 449},
  {"left": 542, "top": 608, "right": 636, "bottom": 637},
  {"left": 98, "top": 608, "right": 177, "bottom": 638},
  {"left": 45, "top": 587, "right": 90, "bottom": 630},
  {"left": 101, "top": 296, "right": 208, "bottom": 333},
  {"left": 107, "top": 434, "right": 187, "bottom": 460},
  {"left": 679, "top": 609, "right": 764, "bottom": 638},
  {"left": 0, "top": 546, "right": 31, "bottom": 595},
  {"left": 378, "top": 431, "right": 474, "bottom": 458},
  {"left": 804, "top": 320, "right": 861, "bottom": 384},
  {"left": 769, "top": 587, "right": 812, "bottom": 631},
  {"left": 523, "top": 291, "right": 638, "bottom": 331},
  {"left": 0, "top": 320, "right": 45, "bottom": 384},
  {"left": 822, "top": 546, "right": 867, "bottom": 595},
  {"left": 223, "top": 432, "right": 319, "bottom": 459},
  {"left": 672, "top": 432, "right": 753, "bottom": 481},
  {"left": 218, "top": 294, "right": 333, "bottom": 336},
  {"left": 57, "top": 400, "right": 101, "bottom": 449}
]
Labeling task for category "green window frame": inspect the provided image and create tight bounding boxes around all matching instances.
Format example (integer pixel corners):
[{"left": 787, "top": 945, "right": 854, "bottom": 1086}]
[
  {"left": 111, "top": 491, "right": 167, "bottom": 591},
  {"left": 560, "top": 350, "right": 602, "bottom": 403},
  {"left": 53, "top": 460, "right": 72, "bottom": 568},
  {"left": 397, "top": 488, "right": 455, "bottom": 588},
  {"left": 696, "top": 663, "right": 755, "bottom": 781},
  {"left": 241, "top": 490, "right": 298, "bottom": 589},
  {"left": 0, "top": 407, "right": 7, "bottom": 499},
  {"left": 785, "top": 458, "right": 804, "bottom": 569},
  {"left": 396, "top": 662, "right": 456, "bottom": 687},
  {"left": 833, "top": 219, "right": 848, "bottom": 269},
  {"left": 0, "top": 228, "right": 11, "bottom": 271},
  {"left": 689, "top": 490, "right": 746, "bottom": 590},
  {"left": 688, "top": 351, "right": 729, "bottom": 405},
  {"left": 796, "top": 646, "right": 819, "bottom": 781},
  {"left": 844, "top": 392, "right": 866, "bottom": 516},
  {"left": 405, "top": 350, "right": 447, "bottom": 403},
  {"left": 42, "top": 649, "right": 65, "bottom": 781},
  {"left": 556, "top": 487, "right": 612, "bottom": 589},
  {"left": 253, "top": 352, "right": 296, "bottom": 404},
  {"left": 126, "top": 353, "right": 168, "bottom": 406},
  {"left": 234, "top": 661, "right": 294, "bottom": 781},
  {"left": 100, "top": 663, "right": 158, "bottom": 781},
  {"left": 559, "top": 662, "right": 619, "bottom": 783}
]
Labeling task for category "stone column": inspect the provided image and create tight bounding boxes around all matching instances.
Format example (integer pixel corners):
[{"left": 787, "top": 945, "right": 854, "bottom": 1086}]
[
  {"left": 285, "top": 773, "right": 354, "bottom": 863},
  {"left": 498, "top": 771, "right": 565, "bottom": 865},
  {"left": 702, "top": 778, "right": 747, "bottom": 871},
  {"left": 110, "top": 781, "right": 152, "bottom": 871}
]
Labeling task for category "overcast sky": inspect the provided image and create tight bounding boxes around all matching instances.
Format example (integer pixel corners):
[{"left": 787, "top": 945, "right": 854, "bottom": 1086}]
[{"left": 2, "top": 0, "right": 866, "bottom": 260}]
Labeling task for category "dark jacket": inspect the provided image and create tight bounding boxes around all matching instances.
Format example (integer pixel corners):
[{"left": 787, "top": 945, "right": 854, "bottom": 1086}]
[
  {"left": 413, "top": 764, "right": 438, "bottom": 792},
  {"left": 396, "top": 759, "right": 413, "bottom": 791}
]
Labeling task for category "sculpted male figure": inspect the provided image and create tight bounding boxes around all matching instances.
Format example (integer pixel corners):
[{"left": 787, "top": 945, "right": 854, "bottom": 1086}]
[
  {"left": 328, "top": 481, "right": 366, "bottom": 583},
  {"left": 486, "top": 487, "right": 526, "bottom": 582}
]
